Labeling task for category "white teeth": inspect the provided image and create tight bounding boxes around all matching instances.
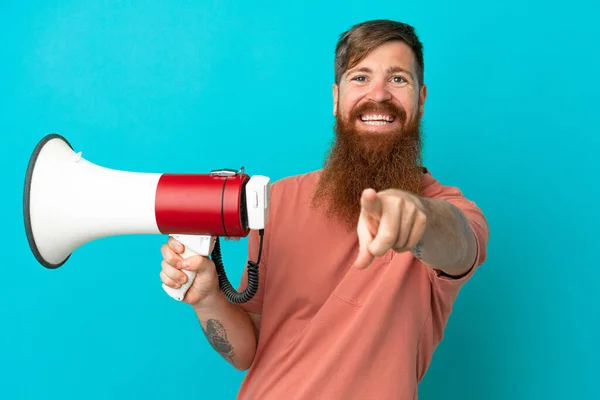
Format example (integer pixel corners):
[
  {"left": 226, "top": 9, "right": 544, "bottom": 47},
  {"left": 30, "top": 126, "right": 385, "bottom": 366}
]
[
  {"left": 361, "top": 114, "right": 394, "bottom": 122},
  {"left": 364, "top": 121, "right": 388, "bottom": 126}
]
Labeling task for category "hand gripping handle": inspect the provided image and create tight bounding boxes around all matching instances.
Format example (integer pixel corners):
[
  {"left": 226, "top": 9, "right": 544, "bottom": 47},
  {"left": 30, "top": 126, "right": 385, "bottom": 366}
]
[{"left": 162, "top": 234, "right": 216, "bottom": 301}]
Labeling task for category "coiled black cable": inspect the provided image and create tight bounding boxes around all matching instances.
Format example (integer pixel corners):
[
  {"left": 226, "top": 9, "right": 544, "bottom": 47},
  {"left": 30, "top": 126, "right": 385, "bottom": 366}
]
[{"left": 211, "top": 229, "right": 264, "bottom": 304}]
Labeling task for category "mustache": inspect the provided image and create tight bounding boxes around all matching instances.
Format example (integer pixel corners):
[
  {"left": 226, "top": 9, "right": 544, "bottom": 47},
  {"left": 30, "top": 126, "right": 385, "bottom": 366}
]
[{"left": 350, "top": 100, "right": 407, "bottom": 122}]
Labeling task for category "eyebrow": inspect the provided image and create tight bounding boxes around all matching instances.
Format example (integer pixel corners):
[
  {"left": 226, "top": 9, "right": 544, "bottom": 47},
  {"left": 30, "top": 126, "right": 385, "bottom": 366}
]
[{"left": 347, "top": 66, "right": 415, "bottom": 81}]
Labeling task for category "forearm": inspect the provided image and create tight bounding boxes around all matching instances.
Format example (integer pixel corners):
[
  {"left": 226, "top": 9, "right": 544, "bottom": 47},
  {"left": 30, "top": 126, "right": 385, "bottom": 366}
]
[
  {"left": 412, "top": 198, "right": 477, "bottom": 276},
  {"left": 192, "top": 291, "right": 258, "bottom": 370}
]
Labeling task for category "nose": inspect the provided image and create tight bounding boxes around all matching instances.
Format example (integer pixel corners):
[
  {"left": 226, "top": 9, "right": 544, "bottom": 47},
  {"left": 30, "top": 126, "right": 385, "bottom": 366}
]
[{"left": 367, "top": 80, "right": 392, "bottom": 102}]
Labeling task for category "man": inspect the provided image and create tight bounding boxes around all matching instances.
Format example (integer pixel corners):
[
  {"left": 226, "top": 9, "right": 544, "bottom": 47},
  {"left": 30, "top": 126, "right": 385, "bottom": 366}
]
[{"left": 159, "top": 19, "right": 489, "bottom": 399}]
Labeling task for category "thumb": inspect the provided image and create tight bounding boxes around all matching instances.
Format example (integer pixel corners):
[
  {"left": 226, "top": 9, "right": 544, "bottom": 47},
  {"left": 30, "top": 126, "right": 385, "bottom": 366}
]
[
  {"left": 179, "top": 255, "right": 208, "bottom": 272},
  {"left": 353, "top": 244, "right": 374, "bottom": 270}
]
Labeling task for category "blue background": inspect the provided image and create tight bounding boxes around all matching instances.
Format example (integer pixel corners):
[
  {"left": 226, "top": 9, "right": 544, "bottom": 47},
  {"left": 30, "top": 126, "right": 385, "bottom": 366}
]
[{"left": 1, "top": 0, "right": 598, "bottom": 399}]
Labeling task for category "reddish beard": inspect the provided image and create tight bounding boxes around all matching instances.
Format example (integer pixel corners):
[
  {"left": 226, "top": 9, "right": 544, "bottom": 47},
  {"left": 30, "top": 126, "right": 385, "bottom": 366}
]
[{"left": 311, "top": 100, "right": 424, "bottom": 231}]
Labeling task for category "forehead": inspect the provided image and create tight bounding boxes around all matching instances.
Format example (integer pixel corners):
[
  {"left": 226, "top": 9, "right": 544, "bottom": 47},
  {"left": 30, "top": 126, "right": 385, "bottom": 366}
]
[{"left": 347, "top": 40, "right": 416, "bottom": 74}]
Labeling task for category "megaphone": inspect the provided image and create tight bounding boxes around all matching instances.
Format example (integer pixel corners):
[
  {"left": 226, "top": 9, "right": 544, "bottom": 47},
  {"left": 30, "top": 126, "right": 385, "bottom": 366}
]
[{"left": 23, "top": 134, "right": 270, "bottom": 303}]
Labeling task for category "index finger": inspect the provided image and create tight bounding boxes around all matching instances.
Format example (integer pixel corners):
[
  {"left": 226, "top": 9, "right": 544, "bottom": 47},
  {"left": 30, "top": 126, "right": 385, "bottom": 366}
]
[
  {"left": 360, "top": 189, "right": 382, "bottom": 219},
  {"left": 168, "top": 237, "right": 185, "bottom": 254},
  {"left": 161, "top": 243, "right": 184, "bottom": 268},
  {"left": 352, "top": 215, "right": 375, "bottom": 270}
]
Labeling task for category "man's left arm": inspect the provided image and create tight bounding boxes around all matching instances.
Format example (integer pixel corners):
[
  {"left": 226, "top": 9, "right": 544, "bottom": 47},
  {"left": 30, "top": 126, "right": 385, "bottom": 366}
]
[
  {"left": 352, "top": 188, "right": 482, "bottom": 277},
  {"left": 410, "top": 197, "right": 477, "bottom": 277}
]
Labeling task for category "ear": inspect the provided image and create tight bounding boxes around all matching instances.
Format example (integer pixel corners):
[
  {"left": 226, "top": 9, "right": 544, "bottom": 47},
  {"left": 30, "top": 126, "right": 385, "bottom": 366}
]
[
  {"left": 418, "top": 84, "right": 427, "bottom": 117},
  {"left": 332, "top": 83, "right": 339, "bottom": 117}
]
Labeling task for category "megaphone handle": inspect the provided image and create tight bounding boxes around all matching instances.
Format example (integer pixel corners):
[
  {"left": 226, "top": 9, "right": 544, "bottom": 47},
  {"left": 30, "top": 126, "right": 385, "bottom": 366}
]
[{"left": 162, "top": 234, "right": 216, "bottom": 301}]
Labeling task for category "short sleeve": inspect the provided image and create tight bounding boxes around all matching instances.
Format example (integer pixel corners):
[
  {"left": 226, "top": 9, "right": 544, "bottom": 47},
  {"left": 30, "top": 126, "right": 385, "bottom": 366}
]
[
  {"left": 420, "top": 176, "right": 490, "bottom": 345},
  {"left": 428, "top": 184, "right": 489, "bottom": 288},
  {"left": 236, "top": 226, "right": 270, "bottom": 315}
]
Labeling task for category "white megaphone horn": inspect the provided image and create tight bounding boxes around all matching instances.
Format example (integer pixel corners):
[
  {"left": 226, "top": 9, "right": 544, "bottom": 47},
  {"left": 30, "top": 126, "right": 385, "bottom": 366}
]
[{"left": 23, "top": 134, "right": 270, "bottom": 303}]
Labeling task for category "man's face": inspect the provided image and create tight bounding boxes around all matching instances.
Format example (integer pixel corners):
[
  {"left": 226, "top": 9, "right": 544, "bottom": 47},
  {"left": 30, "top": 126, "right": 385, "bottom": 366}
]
[
  {"left": 332, "top": 40, "right": 426, "bottom": 141},
  {"left": 312, "top": 40, "right": 428, "bottom": 230}
]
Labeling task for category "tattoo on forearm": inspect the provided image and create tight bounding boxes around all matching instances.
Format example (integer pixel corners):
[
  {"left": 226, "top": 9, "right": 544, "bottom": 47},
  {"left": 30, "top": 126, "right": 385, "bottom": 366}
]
[
  {"left": 411, "top": 241, "right": 423, "bottom": 258},
  {"left": 202, "top": 319, "right": 235, "bottom": 364}
]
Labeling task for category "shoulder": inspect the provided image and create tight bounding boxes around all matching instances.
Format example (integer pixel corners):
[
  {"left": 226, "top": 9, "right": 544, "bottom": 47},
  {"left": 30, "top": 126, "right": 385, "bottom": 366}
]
[
  {"left": 421, "top": 167, "right": 489, "bottom": 265},
  {"left": 420, "top": 168, "right": 472, "bottom": 201},
  {"left": 272, "top": 169, "right": 321, "bottom": 187},
  {"left": 262, "top": 169, "right": 321, "bottom": 220},
  {"left": 420, "top": 167, "right": 486, "bottom": 219},
  {"left": 270, "top": 169, "right": 322, "bottom": 198}
]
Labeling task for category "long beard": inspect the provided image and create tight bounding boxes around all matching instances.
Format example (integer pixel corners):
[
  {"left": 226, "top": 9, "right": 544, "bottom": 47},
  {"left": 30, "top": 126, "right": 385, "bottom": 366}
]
[{"left": 311, "top": 101, "right": 424, "bottom": 231}]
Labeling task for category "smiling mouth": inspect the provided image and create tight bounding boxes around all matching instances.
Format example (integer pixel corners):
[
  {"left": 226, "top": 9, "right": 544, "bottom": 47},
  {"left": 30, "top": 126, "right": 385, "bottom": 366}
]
[{"left": 359, "top": 114, "right": 396, "bottom": 126}]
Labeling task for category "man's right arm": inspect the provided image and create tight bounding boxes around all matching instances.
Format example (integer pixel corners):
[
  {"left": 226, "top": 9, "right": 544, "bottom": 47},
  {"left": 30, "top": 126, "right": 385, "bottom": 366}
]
[
  {"left": 192, "top": 293, "right": 261, "bottom": 370},
  {"left": 159, "top": 237, "right": 262, "bottom": 371}
]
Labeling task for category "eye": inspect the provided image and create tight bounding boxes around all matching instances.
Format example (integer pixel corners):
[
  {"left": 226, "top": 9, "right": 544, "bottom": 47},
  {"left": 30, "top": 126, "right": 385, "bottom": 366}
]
[
  {"left": 392, "top": 76, "right": 407, "bottom": 83},
  {"left": 352, "top": 75, "right": 367, "bottom": 82}
]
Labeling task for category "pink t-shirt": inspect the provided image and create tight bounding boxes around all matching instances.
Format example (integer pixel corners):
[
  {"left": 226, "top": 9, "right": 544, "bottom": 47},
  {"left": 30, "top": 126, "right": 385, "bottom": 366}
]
[{"left": 236, "top": 169, "right": 489, "bottom": 399}]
